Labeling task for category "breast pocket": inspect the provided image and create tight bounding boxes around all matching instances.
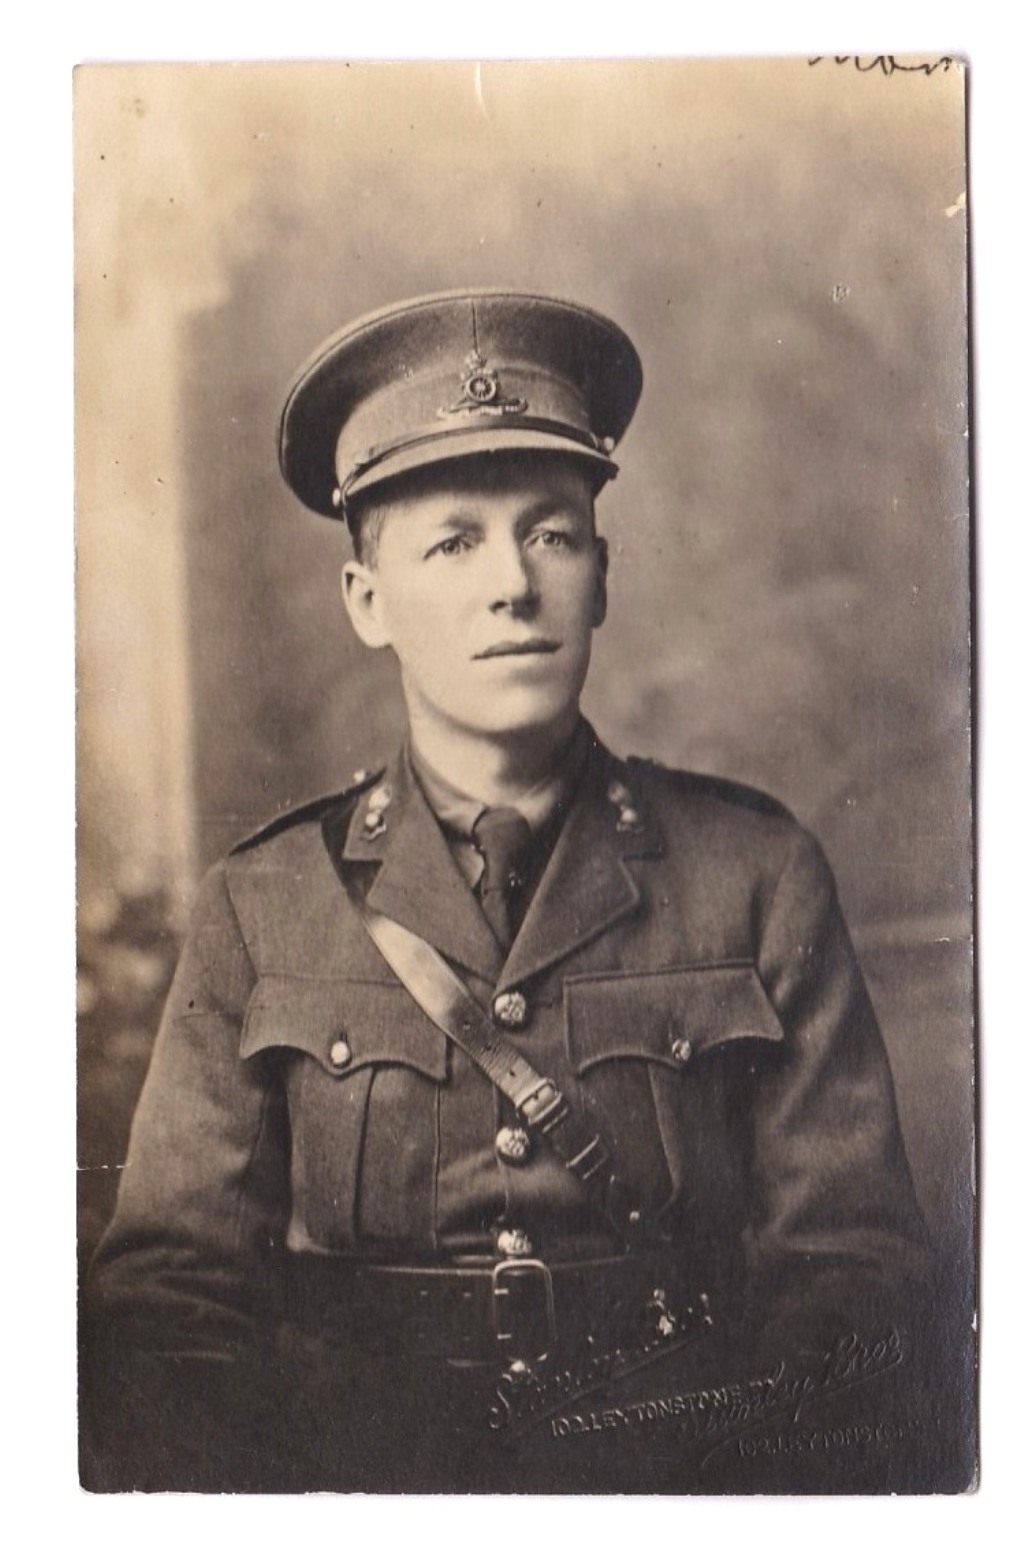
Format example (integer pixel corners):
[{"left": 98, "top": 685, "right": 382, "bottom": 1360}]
[
  {"left": 241, "top": 975, "right": 449, "bottom": 1251},
  {"left": 564, "top": 964, "right": 784, "bottom": 1226}
]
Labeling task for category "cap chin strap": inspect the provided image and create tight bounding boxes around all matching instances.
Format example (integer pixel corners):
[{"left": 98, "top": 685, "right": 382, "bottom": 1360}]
[
  {"left": 351, "top": 899, "right": 657, "bottom": 1251},
  {"left": 340, "top": 414, "right": 616, "bottom": 506}
]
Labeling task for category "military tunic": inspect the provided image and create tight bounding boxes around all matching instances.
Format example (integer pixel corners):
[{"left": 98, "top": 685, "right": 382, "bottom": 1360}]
[{"left": 85, "top": 727, "right": 929, "bottom": 1491}]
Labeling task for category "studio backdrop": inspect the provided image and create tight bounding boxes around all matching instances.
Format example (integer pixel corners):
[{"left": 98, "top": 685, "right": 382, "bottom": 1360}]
[{"left": 76, "top": 58, "right": 971, "bottom": 1342}]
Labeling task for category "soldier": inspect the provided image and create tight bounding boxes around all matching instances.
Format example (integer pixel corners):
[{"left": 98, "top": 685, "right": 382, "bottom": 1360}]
[{"left": 83, "top": 290, "right": 929, "bottom": 1494}]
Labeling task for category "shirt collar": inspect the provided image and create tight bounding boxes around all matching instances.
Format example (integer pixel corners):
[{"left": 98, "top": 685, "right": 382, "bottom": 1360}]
[{"left": 409, "top": 719, "right": 594, "bottom": 841}]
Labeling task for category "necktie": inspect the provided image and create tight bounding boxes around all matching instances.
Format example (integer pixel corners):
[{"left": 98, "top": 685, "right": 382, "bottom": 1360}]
[{"left": 472, "top": 807, "right": 534, "bottom": 950}]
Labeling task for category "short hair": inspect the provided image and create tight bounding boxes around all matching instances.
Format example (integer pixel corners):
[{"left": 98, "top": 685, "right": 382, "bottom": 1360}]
[
  {"left": 345, "top": 451, "right": 602, "bottom": 567},
  {"left": 346, "top": 497, "right": 387, "bottom": 566}
]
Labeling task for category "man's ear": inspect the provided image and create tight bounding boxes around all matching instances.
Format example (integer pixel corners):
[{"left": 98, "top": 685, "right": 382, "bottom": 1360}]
[
  {"left": 591, "top": 536, "right": 609, "bottom": 629},
  {"left": 341, "top": 561, "right": 392, "bottom": 649}
]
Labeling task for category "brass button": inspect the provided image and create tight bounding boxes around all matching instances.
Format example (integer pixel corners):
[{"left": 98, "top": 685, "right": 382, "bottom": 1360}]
[
  {"left": 495, "top": 1126, "right": 532, "bottom": 1166},
  {"left": 496, "top": 1228, "right": 533, "bottom": 1258},
  {"left": 329, "top": 1036, "right": 352, "bottom": 1068},
  {"left": 670, "top": 1037, "right": 693, "bottom": 1064},
  {"left": 493, "top": 990, "right": 528, "bottom": 1029}
]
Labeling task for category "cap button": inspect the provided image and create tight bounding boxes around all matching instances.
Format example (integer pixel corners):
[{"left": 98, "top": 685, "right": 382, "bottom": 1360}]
[
  {"left": 670, "top": 1037, "right": 693, "bottom": 1064},
  {"left": 495, "top": 1125, "right": 532, "bottom": 1166},
  {"left": 493, "top": 990, "right": 529, "bottom": 1029}
]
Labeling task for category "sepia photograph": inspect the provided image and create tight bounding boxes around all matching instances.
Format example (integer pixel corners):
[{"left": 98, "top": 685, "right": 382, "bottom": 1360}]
[{"left": 75, "top": 55, "right": 974, "bottom": 1495}]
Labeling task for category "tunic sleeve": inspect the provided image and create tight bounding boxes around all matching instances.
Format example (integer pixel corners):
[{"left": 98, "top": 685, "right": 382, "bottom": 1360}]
[
  {"left": 82, "top": 863, "right": 292, "bottom": 1490},
  {"left": 745, "top": 826, "right": 932, "bottom": 1348},
  {"left": 88, "top": 859, "right": 289, "bottom": 1353}
]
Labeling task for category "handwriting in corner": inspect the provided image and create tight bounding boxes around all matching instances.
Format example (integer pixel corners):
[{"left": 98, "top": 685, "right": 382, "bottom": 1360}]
[{"left": 808, "top": 56, "right": 957, "bottom": 78}]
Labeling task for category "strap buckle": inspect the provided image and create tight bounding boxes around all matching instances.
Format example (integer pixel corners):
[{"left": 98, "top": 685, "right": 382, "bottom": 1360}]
[
  {"left": 491, "top": 1259, "right": 557, "bottom": 1362},
  {"left": 514, "top": 1077, "right": 569, "bottom": 1133}
]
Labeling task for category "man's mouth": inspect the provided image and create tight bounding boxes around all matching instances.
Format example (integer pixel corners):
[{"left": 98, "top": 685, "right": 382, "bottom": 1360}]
[{"left": 474, "top": 638, "right": 561, "bottom": 659}]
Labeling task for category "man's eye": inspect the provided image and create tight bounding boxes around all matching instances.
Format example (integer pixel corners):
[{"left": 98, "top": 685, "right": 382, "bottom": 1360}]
[
  {"left": 533, "top": 529, "right": 573, "bottom": 549},
  {"left": 430, "top": 535, "right": 471, "bottom": 558}
]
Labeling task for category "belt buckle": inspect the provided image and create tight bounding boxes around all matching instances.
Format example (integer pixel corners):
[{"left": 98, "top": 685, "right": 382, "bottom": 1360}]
[{"left": 491, "top": 1259, "right": 556, "bottom": 1363}]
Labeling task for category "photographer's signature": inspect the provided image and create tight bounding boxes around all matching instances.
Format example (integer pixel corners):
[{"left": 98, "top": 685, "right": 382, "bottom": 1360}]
[{"left": 489, "top": 1325, "right": 904, "bottom": 1465}]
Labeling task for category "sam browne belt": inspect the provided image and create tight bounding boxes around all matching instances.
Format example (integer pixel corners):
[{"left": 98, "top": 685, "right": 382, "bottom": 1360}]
[
  {"left": 354, "top": 903, "right": 656, "bottom": 1249},
  {"left": 286, "top": 1251, "right": 712, "bottom": 1366},
  {"left": 332, "top": 878, "right": 715, "bottom": 1365}
]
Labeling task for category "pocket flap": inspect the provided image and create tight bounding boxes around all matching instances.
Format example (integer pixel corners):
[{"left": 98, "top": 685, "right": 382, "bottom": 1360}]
[
  {"left": 565, "top": 964, "right": 784, "bottom": 1074},
  {"left": 240, "top": 975, "right": 449, "bottom": 1081}
]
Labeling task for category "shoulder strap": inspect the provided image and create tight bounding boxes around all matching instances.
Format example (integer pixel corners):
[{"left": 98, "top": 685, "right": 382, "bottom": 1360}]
[
  {"left": 231, "top": 770, "right": 384, "bottom": 855},
  {"left": 358, "top": 904, "right": 655, "bottom": 1250}
]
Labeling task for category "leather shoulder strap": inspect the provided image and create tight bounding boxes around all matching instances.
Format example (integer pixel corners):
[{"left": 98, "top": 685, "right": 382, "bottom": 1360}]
[{"left": 358, "top": 904, "right": 653, "bottom": 1249}]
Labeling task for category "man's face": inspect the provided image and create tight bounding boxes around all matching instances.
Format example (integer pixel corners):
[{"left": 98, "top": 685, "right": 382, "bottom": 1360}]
[{"left": 342, "top": 457, "right": 608, "bottom": 744}]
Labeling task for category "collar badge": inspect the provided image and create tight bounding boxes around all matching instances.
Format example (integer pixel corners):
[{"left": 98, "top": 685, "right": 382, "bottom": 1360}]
[
  {"left": 608, "top": 777, "right": 644, "bottom": 833},
  {"left": 362, "top": 783, "right": 393, "bottom": 841}
]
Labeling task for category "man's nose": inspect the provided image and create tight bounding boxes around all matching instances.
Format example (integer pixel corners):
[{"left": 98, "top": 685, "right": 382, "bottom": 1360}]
[{"left": 487, "top": 538, "right": 538, "bottom": 612}]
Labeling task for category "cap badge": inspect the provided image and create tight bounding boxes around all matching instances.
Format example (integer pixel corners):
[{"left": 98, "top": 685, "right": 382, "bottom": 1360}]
[{"left": 440, "top": 350, "right": 527, "bottom": 419}]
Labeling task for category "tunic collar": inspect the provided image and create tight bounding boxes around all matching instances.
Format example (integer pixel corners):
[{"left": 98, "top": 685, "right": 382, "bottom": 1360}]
[{"left": 330, "top": 724, "right": 662, "bottom": 985}]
